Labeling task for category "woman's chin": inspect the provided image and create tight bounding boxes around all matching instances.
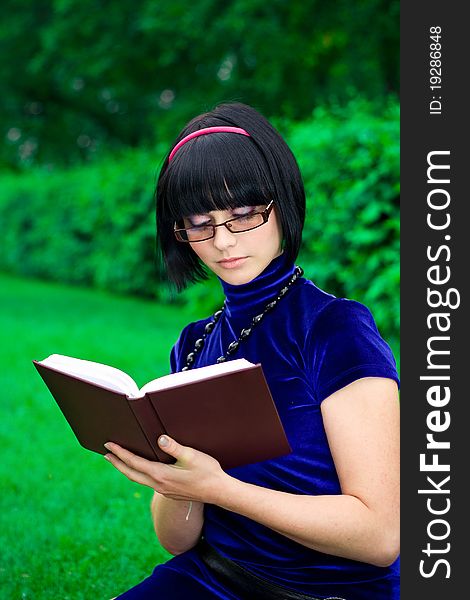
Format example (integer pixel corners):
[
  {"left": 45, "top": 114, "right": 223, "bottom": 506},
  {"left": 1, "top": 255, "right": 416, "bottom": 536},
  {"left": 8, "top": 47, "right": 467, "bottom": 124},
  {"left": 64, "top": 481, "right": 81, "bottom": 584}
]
[
  {"left": 218, "top": 272, "right": 254, "bottom": 286},
  {"left": 215, "top": 263, "right": 258, "bottom": 285}
]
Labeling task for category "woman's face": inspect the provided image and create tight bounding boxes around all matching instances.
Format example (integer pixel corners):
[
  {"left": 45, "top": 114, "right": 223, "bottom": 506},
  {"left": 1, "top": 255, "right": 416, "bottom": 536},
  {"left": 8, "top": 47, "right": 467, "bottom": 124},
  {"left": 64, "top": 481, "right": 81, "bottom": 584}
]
[{"left": 186, "top": 203, "right": 283, "bottom": 285}]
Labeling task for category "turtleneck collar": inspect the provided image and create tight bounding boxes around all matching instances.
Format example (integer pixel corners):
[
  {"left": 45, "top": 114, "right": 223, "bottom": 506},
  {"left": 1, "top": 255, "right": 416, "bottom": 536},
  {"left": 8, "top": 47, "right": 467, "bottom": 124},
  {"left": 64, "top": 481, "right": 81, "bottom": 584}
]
[{"left": 219, "top": 252, "right": 296, "bottom": 318}]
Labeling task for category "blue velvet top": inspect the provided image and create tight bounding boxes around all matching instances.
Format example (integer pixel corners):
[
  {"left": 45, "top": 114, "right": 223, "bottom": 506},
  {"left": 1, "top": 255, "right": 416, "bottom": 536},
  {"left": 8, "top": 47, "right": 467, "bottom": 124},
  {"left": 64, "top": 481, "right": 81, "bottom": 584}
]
[{"left": 170, "top": 252, "right": 400, "bottom": 600}]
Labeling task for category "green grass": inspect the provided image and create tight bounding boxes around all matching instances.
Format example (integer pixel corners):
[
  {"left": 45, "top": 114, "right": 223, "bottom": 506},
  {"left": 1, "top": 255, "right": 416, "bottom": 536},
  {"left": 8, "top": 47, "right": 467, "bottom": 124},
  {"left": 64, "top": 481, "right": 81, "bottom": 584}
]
[
  {"left": 0, "top": 272, "right": 399, "bottom": 598},
  {"left": 0, "top": 273, "right": 200, "bottom": 599}
]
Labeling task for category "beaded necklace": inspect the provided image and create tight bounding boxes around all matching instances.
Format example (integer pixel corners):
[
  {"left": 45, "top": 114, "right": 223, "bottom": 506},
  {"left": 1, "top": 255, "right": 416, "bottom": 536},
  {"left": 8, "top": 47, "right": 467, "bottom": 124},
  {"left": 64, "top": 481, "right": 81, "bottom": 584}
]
[{"left": 181, "top": 265, "right": 304, "bottom": 371}]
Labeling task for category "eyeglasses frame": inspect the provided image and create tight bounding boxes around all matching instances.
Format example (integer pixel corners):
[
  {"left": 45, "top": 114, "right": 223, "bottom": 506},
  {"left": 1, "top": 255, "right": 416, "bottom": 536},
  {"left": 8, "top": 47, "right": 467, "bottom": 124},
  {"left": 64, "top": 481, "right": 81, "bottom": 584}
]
[{"left": 173, "top": 199, "right": 275, "bottom": 243}]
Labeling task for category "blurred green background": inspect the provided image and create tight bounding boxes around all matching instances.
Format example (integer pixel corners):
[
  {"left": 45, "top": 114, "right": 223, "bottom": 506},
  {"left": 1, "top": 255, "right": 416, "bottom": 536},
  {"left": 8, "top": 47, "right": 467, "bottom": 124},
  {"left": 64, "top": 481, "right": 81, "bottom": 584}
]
[{"left": 0, "top": 1, "right": 399, "bottom": 597}]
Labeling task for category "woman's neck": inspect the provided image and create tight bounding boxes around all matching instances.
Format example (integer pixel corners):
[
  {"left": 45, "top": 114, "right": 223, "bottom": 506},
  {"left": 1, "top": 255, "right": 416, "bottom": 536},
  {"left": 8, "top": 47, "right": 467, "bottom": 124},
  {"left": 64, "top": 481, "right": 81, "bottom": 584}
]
[{"left": 219, "top": 253, "right": 296, "bottom": 319}]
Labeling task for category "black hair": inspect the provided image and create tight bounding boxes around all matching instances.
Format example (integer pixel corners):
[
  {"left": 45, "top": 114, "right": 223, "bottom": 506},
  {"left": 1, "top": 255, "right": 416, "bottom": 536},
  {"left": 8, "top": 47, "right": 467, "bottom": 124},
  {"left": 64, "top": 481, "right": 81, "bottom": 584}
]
[{"left": 156, "top": 102, "right": 305, "bottom": 292}]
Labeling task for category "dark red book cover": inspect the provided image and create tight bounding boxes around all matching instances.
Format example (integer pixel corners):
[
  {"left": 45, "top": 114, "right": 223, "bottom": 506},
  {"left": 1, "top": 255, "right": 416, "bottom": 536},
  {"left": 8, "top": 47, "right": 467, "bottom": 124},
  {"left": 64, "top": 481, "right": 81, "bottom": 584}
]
[{"left": 33, "top": 359, "right": 291, "bottom": 469}]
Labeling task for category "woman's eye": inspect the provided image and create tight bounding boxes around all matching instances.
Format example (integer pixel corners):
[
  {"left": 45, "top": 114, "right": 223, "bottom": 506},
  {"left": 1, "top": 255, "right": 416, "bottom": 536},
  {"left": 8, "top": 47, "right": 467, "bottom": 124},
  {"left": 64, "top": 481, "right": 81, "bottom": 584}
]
[
  {"left": 191, "top": 220, "right": 210, "bottom": 227},
  {"left": 185, "top": 216, "right": 210, "bottom": 227},
  {"left": 234, "top": 209, "right": 259, "bottom": 220},
  {"left": 233, "top": 207, "right": 257, "bottom": 217},
  {"left": 234, "top": 214, "right": 255, "bottom": 222}
]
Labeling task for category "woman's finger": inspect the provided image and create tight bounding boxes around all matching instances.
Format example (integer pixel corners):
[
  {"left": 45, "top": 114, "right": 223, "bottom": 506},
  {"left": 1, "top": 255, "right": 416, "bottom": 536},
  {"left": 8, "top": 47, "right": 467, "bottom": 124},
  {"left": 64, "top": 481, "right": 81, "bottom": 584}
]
[
  {"left": 104, "top": 442, "right": 157, "bottom": 474},
  {"left": 104, "top": 454, "right": 192, "bottom": 500},
  {"left": 104, "top": 453, "right": 157, "bottom": 489},
  {"left": 157, "top": 435, "right": 193, "bottom": 463}
]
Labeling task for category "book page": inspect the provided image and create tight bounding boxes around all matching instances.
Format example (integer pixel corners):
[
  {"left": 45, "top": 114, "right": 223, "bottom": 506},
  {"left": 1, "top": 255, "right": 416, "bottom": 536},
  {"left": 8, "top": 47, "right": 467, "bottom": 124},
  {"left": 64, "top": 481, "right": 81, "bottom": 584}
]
[
  {"left": 39, "top": 354, "right": 141, "bottom": 398},
  {"left": 140, "top": 358, "right": 255, "bottom": 395}
]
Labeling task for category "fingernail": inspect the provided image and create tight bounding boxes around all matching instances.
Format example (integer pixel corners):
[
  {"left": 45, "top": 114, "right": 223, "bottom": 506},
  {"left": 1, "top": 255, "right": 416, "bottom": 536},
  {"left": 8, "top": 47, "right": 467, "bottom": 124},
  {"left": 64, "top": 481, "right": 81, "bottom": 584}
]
[
  {"left": 103, "top": 454, "right": 111, "bottom": 461},
  {"left": 104, "top": 443, "right": 111, "bottom": 450},
  {"left": 158, "top": 435, "right": 169, "bottom": 447}
]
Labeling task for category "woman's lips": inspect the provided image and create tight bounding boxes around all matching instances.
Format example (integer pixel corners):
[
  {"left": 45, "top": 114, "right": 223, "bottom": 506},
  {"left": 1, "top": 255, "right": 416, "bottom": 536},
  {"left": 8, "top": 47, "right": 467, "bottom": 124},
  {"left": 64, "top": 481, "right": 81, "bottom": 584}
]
[{"left": 217, "top": 257, "right": 248, "bottom": 269}]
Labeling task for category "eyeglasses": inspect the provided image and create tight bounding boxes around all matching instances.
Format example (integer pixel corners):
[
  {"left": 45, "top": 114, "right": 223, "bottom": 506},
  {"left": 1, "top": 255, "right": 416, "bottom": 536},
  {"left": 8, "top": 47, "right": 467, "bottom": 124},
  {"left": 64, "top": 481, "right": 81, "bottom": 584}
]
[{"left": 174, "top": 200, "right": 274, "bottom": 243}]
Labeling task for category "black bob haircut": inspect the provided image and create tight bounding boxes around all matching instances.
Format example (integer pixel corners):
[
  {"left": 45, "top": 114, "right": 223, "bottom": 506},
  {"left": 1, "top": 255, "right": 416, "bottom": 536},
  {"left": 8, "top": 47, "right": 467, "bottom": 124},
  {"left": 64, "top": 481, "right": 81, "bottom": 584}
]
[{"left": 156, "top": 102, "right": 306, "bottom": 292}]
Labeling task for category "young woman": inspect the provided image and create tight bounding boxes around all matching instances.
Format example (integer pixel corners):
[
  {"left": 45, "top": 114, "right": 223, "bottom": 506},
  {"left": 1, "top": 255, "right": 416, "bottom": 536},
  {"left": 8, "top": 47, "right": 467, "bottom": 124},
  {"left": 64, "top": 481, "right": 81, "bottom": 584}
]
[{"left": 105, "top": 103, "right": 400, "bottom": 600}]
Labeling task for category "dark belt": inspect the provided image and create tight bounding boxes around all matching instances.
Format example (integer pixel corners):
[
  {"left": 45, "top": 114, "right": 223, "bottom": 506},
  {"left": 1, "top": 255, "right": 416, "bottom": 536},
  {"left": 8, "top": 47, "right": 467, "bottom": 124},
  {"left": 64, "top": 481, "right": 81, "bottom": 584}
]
[{"left": 196, "top": 538, "right": 345, "bottom": 600}]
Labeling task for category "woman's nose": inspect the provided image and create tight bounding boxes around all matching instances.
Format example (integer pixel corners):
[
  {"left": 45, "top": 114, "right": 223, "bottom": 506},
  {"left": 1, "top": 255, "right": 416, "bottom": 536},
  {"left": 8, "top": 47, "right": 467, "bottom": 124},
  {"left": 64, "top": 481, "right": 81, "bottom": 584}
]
[{"left": 212, "top": 224, "right": 237, "bottom": 250}]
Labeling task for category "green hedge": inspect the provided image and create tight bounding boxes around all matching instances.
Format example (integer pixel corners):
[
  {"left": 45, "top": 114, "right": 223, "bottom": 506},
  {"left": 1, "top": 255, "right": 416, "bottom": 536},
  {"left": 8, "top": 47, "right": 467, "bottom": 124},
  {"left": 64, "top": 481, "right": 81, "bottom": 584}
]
[
  {"left": 292, "top": 97, "right": 399, "bottom": 344},
  {"left": 0, "top": 98, "right": 399, "bottom": 342},
  {"left": 0, "top": 149, "right": 162, "bottom": 297}
]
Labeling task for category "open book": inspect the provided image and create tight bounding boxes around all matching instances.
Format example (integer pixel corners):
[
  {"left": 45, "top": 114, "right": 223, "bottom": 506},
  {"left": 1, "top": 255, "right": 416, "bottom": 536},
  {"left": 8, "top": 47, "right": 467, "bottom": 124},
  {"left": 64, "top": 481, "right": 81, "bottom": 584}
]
[{"left": 33, "top": 355, "right": 291, "bottom": 470}]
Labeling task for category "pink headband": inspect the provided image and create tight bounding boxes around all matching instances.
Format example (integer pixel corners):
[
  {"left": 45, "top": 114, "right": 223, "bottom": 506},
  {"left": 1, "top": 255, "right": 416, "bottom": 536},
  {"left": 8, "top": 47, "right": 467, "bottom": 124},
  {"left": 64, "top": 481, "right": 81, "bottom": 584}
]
[{"left": 168, "top": 126, "right": 250, "bottom": 162}]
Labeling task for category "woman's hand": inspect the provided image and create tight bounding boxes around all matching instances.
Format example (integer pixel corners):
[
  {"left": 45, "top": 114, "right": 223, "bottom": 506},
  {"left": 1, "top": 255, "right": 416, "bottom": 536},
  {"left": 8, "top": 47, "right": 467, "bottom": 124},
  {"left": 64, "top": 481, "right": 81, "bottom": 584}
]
[{"left": 103, "top": 435, "right": 227, "bottom": 505}]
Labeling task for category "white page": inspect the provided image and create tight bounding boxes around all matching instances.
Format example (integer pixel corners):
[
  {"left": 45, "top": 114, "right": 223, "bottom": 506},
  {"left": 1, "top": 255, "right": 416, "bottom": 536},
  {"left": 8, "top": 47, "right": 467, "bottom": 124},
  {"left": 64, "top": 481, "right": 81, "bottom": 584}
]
[
  {"left": 139, "top": 358, "right": 255, "bottom": 394},
  {"left": 39, "top": 354, "right": 141, "bottom": 397},
  {"left": 39, "top": 354, "right": 255, "bottom": 398}
]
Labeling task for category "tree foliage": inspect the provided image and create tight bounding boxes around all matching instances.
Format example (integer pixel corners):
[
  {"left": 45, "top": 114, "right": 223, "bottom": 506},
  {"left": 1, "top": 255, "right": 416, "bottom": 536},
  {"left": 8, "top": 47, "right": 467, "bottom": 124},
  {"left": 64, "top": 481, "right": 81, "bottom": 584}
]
[
  {"left": 1, "top": 0, "right": 398, "bottom": 169},
  {"left": 0, "top": 98, "right": 399, "bottom": 343}
]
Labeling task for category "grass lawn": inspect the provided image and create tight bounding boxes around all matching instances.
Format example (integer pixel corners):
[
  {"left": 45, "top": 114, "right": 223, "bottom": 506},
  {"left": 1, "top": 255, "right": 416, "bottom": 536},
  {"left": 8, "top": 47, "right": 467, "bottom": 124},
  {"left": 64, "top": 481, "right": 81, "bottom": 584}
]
[
  {"left": 0, "top": 272, "right": 200, "bottom": 599},
  {"left": 0, "top": 271, "right": 399, "bottom": 599}
]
